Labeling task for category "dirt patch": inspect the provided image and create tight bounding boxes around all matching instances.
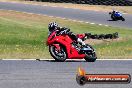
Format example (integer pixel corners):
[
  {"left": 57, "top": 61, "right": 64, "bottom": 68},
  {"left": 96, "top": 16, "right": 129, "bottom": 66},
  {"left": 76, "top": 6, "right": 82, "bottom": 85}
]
[{"left": 84, "top": 38, "right": 123, "bottom": 45}]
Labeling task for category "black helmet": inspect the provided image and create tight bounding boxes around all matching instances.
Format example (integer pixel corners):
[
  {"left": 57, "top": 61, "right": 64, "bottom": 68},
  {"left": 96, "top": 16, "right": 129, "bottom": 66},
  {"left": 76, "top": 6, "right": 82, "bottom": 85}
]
[
  {"left": 113, "top": 10, "right": 115, "bottom": 13},
  {"left": 48, "top": 22, "right": 58, "bottom": 32}
]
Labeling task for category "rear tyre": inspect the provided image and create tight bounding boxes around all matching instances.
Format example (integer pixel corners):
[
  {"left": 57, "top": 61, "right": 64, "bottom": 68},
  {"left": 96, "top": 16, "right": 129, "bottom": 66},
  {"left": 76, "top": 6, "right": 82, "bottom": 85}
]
[{"left": 49, "top": 45, "right": 67, "bottom": 62}]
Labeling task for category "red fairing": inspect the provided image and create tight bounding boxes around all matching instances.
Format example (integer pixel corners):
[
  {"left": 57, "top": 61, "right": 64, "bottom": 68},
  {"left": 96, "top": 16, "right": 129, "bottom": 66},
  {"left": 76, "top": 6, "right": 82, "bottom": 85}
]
[
  {"left": 47, "top": 31, "right": 85, "bottom": 59},
  {"left": 76, "top": 34, "right": 85, "bottom": 39}
]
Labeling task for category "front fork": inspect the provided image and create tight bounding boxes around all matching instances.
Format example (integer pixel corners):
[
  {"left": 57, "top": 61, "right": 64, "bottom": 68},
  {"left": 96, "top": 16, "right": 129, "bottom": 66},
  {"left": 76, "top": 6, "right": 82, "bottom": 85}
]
[{"left": 52, "top": 44, "right": 61, "bottom": 52}]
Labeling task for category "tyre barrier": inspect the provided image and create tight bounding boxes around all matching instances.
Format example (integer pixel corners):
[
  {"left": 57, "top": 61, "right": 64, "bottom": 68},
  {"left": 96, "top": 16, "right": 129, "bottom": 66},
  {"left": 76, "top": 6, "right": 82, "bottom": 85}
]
[
  {"left": 32, "top": 0, "right": 132, "bottom": 6},
  {"left": 84, "top": 32, "right": 119, "bottom": 40}
]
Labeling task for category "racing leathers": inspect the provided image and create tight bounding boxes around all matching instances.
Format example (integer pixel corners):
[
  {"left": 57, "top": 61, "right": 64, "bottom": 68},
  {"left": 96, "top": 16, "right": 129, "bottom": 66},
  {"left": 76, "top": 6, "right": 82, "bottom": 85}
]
[{"left": 48, "top": 27, "right": 86, "bottom": 46}]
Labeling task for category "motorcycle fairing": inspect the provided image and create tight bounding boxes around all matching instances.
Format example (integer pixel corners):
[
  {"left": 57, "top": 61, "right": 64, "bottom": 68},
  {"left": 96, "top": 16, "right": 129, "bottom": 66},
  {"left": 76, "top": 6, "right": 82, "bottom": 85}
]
[
  {"left": 48, "top": 32, "right": 85, "bottom": 59},
  {"left": 114, "top": 12, "right": 122, "bottom": 17}
]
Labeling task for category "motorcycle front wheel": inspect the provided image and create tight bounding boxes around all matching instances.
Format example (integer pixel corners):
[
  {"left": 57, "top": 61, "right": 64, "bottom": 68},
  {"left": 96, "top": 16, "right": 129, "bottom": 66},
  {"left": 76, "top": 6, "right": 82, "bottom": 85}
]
[
  {"left": 121, "top": 16, "right": 125, "bottom": 21},
  {"left": 111, "top": 16, "right": 117, "bottom": 21},
  {"left": 49, "top": 45, "right": 67, "bottom": 62},
  {"left": 84, "top": 52, "right": 97, "bottom": 62},
  {"left": 84, "top": 44, "right": 97, "bottom": 62}
]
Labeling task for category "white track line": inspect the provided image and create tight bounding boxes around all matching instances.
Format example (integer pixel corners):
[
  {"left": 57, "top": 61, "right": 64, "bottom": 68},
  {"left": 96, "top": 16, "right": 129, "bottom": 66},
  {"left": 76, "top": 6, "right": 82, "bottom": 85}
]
[
  {"left": 99, "top": 24, "right": 102, "bottom": 26},
  {"left": 78, "top": 21, "right": 84, "bottom": 23},
  {"left": 97, "top": 59, "right": 132, "bottom": 60},
  {"left": 1, "top": 59, "right": 132, "bottom": 61},
  {"left": 0, "top": 8, "right": 110, "bottom": 27},
  {"left": 123, "top": 13, "right": 128, "bottom": 14},
  {"left": 105, "top": 25, "right": 109, "bottom": 27},
  {"left": 90, "top": 23, "right": 95, "bottom": 24},
  {"left": 85, "top": 22, "right": 89, "bottom": 23}
]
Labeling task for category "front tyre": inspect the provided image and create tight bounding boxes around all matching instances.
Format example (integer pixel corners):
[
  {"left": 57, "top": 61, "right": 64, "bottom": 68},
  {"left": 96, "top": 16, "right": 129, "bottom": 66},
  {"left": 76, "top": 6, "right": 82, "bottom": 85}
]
[
  {"left": 84, "top": 44, "right": 97, "bottom": 62},
  {"left": 111, "top": 14, "right": 117, "bottom": 21},
  {"left": 121, "top": 17, "right": 125, "bottom": 21},
  {"left": 49, "top": 45, "right": 67, "bottom": 62},
  {"left": 84, "top": 52, "right": 97, "bottom": 62}
]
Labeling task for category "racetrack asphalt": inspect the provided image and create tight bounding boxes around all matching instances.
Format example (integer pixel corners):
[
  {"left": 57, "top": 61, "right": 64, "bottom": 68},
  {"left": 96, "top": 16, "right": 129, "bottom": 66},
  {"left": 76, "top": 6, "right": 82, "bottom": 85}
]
[
  {"left": 0, "top": 60, "right": 131, "bottom": 88},
  {"left": 0, "top": 2, "right": 132, "bottom": 29}
]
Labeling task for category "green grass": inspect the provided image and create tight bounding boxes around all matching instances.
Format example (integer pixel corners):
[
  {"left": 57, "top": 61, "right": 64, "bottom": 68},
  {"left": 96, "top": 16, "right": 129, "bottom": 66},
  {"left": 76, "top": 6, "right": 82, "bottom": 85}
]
[
  {"left": 0, "top": 10, "right": 132, "bottom": 59},
  {"left": 94, "top": 39, "right": 132, "bottom": 59}
]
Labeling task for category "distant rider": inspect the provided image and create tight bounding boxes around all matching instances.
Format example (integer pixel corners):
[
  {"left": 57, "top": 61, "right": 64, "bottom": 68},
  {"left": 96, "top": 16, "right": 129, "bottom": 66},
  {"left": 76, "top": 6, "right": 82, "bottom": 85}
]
[
  {"left": 112, "top": 10, "right": 121, "bottom": 17},
  {"left": 48, "top": 22, "right": 86, "bottom": 48}
]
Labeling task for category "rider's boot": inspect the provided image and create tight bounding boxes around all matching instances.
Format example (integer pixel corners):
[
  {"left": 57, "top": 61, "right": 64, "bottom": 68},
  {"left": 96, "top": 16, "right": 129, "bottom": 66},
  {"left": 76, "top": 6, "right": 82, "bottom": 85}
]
[
  {"left": 77, "top": 38, "right": 87, "bottom": 48},
  {"left": 76, "top": 38, "right": 89, "bottom": 53},
  {"left": 72, "top": 41, "right": 80, "bottom": 51}
]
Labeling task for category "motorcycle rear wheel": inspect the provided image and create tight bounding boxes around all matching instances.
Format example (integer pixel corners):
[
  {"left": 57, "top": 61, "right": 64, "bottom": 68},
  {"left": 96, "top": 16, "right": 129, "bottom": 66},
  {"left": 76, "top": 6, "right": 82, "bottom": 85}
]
[{"left": 49, "top": 45, "right": 67, "bottom": 62}]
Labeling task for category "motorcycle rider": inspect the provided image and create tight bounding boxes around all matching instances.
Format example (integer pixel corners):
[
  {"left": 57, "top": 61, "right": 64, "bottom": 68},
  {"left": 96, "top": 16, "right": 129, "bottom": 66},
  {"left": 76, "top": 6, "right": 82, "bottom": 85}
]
[
  {"left": 48, "top": 22, "right": 86, "bottom": 48},
  {"left": 111, "top": 10, "right": 116, "bottom": 18},
  {"left": 112, "top": 10, "right": 116, "bottom": 14},
  {"left": 111, "top": 10, "right": 121, "bottom": 17}
]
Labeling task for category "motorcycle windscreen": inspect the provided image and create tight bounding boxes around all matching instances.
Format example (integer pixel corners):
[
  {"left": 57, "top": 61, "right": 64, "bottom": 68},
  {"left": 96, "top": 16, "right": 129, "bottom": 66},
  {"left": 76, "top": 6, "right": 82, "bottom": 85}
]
[{"left": 80, "top": 46, "right": 92, "bottom": 51}]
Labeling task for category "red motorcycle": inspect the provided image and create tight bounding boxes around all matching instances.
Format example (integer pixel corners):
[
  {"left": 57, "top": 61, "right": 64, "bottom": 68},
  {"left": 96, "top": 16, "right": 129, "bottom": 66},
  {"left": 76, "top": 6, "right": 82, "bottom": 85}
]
[{"left": 46, "top": 31, "right": 97, "bottom": 62}]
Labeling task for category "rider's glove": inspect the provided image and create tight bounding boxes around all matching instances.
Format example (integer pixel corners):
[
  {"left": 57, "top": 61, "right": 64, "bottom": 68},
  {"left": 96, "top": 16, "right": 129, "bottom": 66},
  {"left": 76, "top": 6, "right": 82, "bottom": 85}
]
[{"left": 61, "top": 27, "right": 70, "bottom": 35}]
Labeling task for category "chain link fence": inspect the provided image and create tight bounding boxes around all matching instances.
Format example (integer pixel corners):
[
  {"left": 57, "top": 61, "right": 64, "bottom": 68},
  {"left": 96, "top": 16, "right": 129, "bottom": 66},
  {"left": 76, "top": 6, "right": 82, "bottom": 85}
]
[{"left": 30, "top": 0, "right": 132, "bottom": 6}]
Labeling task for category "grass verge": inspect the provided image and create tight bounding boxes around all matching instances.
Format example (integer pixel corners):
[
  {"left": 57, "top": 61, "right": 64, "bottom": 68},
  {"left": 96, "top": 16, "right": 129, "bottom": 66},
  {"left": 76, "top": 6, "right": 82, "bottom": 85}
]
[{"left": 0, "top": 10, "right": 132, "bottom": 59}]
